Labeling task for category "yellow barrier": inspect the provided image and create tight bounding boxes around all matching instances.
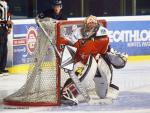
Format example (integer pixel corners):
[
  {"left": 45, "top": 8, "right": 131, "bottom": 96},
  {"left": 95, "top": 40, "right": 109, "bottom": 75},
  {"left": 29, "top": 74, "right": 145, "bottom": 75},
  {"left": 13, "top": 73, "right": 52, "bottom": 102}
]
[
  {"left": 8, "top": 64, "right": 30, "bottom": 74},
  {"left": 8, "top": 61, "right": 56, "bottom": 74},
  {"left": 8, "top": 55, "right": 150, "bottom": 74},
  {"left": 128, "top": 55, "right": 150, "bottom": 62}
]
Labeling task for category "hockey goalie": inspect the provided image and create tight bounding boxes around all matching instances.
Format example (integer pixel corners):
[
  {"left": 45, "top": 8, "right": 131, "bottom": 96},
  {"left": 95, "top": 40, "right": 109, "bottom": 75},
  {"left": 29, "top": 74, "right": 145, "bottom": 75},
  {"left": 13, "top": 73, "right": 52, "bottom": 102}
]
[{"left": 60, "top": 15, "right": 128, "bottom": 105}]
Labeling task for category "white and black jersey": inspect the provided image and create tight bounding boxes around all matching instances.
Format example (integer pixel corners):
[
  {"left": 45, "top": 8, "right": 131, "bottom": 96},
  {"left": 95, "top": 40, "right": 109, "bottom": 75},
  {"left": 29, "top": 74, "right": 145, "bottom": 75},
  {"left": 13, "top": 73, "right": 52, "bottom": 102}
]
[
  {"left": 0, "top": 1, "right": 8, "bottom": 21},
  {"left": 0, "top": 2, "right": 6, "bottom": 20},
  {"left": 0, "top": 1, "right": 11, "bottom": 28}
]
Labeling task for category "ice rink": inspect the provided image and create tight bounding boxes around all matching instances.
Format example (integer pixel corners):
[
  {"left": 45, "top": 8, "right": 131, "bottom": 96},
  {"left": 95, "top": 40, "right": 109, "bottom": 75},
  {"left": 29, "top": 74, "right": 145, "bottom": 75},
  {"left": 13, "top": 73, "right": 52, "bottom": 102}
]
[{"left": 0, "top": 60, "right": 150, "bottom": 113}]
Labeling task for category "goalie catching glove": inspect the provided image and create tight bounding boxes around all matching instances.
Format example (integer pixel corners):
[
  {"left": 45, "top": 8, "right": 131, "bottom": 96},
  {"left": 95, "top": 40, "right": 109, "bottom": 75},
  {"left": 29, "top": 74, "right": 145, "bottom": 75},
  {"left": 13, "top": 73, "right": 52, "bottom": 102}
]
[{"left": 106, "top": 48, "right": 128, "bottom": 69}]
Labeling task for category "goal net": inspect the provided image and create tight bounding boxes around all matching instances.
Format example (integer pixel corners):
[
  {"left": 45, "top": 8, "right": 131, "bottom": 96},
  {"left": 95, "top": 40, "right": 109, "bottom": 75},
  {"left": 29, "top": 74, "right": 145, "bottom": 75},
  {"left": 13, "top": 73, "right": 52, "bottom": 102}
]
[
  {"left": 4, "top": 18, "right": 60, "bottom": 106},
  {"left": 3, "top": 18, "right": 106, "bottom": 106}
]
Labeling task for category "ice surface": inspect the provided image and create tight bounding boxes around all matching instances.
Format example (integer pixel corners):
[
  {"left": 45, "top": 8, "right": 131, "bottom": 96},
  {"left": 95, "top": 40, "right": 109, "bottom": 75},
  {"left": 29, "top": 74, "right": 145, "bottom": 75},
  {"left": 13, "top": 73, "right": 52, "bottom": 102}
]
[{"left": 0, "top": 61, "right": 150, "bottom": 113}]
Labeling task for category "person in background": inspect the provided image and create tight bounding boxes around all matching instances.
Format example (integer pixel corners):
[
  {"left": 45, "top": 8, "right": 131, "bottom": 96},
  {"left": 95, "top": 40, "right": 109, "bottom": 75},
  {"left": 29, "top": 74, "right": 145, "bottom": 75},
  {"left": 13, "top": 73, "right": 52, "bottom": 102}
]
[
  {"left": 38, "top": 0, "right": 66, "bottom": 20},
  {"left": 0, "top": 0, "right": 12, "bottom": 76}
]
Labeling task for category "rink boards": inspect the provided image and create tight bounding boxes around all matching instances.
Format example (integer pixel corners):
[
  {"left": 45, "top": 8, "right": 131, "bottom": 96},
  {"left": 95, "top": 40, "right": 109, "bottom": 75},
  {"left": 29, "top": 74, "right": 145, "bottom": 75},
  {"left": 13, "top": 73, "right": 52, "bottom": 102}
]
[{"left": 7, "top": 16, "right": 150, "bottom": 73}]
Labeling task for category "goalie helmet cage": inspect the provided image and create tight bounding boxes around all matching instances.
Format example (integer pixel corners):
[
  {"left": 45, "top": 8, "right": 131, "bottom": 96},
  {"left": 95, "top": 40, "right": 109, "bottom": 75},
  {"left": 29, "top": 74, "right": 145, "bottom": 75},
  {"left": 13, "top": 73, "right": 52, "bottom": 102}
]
[{"left": 3, "top": 19, "right": 107, "bottom": 106}]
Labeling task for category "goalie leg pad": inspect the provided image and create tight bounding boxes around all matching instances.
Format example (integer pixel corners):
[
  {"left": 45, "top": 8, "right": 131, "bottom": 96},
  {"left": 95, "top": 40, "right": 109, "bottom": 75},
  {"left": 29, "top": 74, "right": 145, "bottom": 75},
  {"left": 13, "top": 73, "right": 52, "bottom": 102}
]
[
  {"left": 62, "top": 56, "right": 97, "bottom": 103},
  {"left": 73, "top": 56, "right": 97, "bottom": 90},
  {"left": 94, "top": 76, "right": 108, "bottom": 99},
  {"left": 94, "top": 56, "right": 112, "bottom": 99}
]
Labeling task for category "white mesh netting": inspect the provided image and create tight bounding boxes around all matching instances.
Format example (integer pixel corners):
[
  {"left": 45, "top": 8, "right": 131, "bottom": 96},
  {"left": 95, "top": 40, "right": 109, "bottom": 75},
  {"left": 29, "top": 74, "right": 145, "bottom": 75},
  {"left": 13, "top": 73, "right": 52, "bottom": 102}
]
[{"left": 3, "top": 18, "right": 60, "bottom": 106}]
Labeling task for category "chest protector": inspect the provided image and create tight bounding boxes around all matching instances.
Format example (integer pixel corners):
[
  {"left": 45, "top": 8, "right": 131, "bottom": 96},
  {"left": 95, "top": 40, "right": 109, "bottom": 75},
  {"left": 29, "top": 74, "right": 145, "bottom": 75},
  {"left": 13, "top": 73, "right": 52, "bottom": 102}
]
[{"left": 74, "top": 26, "right": 109, "bottom": 64}]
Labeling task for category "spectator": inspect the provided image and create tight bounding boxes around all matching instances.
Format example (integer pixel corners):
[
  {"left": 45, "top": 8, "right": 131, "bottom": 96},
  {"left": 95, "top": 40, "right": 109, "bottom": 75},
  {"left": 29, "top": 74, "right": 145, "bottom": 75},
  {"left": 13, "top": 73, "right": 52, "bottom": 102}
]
[{"left": 38, "top": 0, "right": 66, "bottom": 20}]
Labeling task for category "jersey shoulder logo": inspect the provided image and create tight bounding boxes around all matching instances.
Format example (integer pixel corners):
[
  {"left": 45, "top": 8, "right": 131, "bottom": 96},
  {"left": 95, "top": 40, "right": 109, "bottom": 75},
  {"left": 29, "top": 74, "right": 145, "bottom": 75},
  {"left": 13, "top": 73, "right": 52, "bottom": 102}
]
[{"left": 96, "top": 26, "right": 108, "bottom": 36}]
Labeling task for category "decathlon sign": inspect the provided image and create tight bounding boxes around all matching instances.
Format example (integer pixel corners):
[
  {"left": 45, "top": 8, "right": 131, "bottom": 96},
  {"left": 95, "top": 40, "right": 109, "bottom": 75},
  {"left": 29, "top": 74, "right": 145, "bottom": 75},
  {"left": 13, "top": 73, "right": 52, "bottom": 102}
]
[
  {"left": 109, "top": 30, "right": 150, "bottom": 42},
  {"left": 107, "top": 21, "right": 150, "bottom": 55}
]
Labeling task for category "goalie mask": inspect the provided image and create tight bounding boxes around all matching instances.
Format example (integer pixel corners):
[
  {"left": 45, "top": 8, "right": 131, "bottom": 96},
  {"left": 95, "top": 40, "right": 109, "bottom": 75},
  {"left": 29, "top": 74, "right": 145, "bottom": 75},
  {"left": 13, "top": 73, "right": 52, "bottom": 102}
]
[
  {"left": 84, "top": 15, "right": 98, "bottom": 30},
  {"left": 84, "top": 15, "right": 98, "bottom": 25},
  {"left": 82, "top": 15, "right": 99, "bottom": 40}
]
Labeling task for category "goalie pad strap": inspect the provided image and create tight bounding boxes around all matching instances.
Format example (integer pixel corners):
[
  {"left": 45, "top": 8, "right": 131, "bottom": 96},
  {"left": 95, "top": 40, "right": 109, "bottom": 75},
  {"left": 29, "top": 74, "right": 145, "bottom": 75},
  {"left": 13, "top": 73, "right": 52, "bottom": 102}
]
[{"left": 110, "top": 84, "right": 119, "bottom": 90}]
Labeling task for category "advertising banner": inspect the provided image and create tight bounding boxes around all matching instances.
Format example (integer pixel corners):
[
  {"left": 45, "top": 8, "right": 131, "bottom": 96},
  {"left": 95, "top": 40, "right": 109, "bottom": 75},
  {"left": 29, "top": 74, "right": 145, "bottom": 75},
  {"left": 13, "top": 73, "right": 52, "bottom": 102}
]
[
  {"left": 108, "top": 21, "right": 150, "bottom": 56},
  {"left": 12, "top": 16, "right": 150, "bottom": 66},
  {"left": 13, "top": 23, "right": 38, "bottom": 65}
]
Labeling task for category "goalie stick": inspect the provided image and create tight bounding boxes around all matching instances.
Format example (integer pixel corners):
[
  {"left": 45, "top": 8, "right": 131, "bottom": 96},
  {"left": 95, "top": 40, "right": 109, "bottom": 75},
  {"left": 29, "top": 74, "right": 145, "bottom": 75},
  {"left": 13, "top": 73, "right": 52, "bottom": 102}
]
[{"left": 35, "top": 18, "right": 90, "bottom": 103}]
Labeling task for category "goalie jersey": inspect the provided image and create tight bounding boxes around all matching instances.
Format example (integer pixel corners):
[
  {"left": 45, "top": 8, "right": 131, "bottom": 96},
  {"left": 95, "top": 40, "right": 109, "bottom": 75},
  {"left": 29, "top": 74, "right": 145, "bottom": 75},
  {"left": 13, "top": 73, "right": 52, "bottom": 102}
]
[{"left": 71, "top": 25, "right": 109, "bottom": 64}]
